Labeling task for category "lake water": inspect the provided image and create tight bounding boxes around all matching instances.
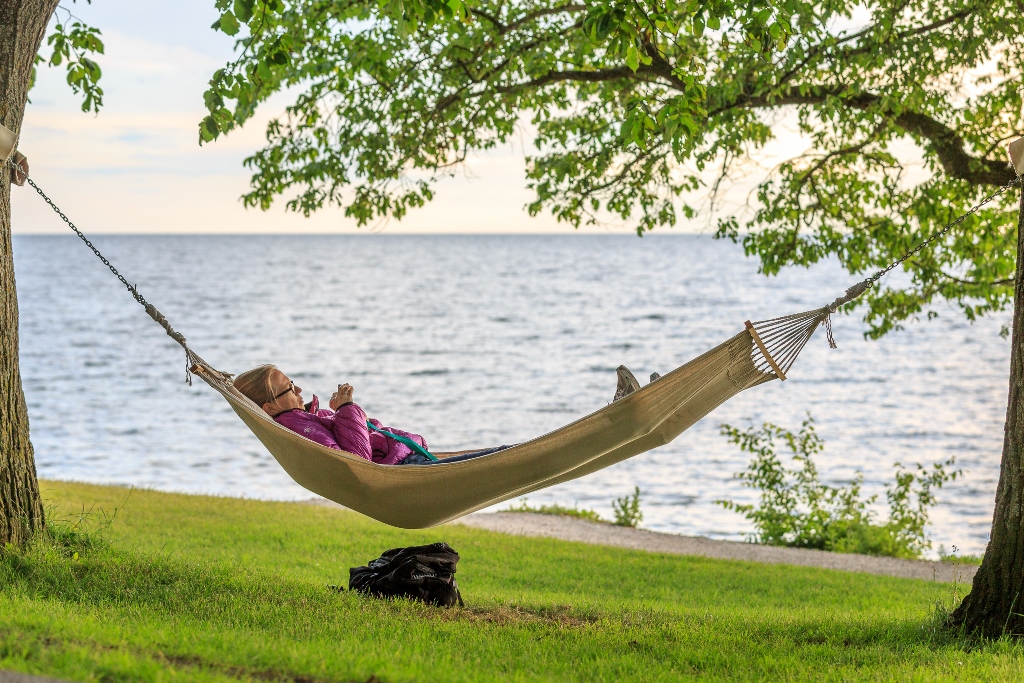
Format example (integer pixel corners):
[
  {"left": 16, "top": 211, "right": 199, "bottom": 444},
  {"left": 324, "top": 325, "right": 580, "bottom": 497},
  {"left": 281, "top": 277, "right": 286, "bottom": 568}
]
[{"left": 13, "top": 234, "right": 1012, "bottom": 556}]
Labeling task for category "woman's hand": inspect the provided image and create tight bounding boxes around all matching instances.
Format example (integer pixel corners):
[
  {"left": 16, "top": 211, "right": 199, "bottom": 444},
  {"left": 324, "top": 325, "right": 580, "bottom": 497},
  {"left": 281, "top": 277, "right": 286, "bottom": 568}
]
[{"left": 329, "top": 383, "right": 354, "bottom": 410}]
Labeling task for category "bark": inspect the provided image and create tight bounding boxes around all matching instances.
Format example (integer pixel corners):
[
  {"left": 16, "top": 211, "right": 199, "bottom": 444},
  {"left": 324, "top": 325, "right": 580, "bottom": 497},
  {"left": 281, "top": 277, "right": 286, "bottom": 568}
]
[
  {"left": 948, "top": 187, "right": 1024, "bottom": 637},
  {"left": 0, "top": 0, "right": 60, "bottom": 546}
]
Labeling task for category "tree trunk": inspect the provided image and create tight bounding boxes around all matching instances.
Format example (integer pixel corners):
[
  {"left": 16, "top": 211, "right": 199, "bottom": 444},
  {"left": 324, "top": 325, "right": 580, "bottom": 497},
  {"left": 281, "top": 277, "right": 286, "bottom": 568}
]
[
  {"left": 949, "top": 186, "right": 1024, "bottom": 637},
  {"left": 0, "top": 0, "right": 59, "bottom": 546}
]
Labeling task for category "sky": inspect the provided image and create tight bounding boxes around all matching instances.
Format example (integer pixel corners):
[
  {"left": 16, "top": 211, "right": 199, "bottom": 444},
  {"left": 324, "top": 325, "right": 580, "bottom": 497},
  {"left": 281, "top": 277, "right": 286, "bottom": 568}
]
[
  {"left": 12, "top": 0, "right": 640, "bottom": 234},
  {"left": 8, "top": 1, "right": 827, "bottom": 236}
]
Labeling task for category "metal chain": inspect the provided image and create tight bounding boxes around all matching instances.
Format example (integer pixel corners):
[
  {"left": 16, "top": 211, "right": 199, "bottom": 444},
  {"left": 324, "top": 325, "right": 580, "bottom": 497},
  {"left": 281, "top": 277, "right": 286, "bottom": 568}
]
[
  {"left": 16, "top": 165, "right": 153, "bottom": 309},
  {"left": 808, "top": 174, "right": 1024, "bottom": 349},
  {"left": 865, "top": 176, "right": 1023, "bottom": 285},
  {"left": 8, "top": 157, "right": 196, "bottom": 383}
]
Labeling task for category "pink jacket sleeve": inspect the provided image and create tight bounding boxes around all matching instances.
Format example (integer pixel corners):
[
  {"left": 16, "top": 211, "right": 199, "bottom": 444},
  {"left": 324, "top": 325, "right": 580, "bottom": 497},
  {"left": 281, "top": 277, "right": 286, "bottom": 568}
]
[{"left": 330, "top": 402, "right": 372, "bottom": 460}]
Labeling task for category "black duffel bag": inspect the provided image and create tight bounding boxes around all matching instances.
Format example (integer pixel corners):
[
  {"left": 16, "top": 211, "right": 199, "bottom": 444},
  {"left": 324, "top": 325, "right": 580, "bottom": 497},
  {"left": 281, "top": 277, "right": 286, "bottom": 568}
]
[{"left": 349, "top": 542, "right": 464, "bottom": 607}]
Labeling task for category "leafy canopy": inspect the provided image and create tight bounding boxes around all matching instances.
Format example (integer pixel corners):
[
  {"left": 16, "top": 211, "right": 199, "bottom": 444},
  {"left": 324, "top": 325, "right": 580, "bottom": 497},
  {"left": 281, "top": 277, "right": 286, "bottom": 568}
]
[{"left": 203, "top": 1, "right": 1023, "bottom": 336}]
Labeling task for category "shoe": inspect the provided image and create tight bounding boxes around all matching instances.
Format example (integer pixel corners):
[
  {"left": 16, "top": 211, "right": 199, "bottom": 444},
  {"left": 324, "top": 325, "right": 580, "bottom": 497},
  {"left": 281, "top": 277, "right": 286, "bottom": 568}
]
[
  {"left": 649, "top": 372, "right": 661, "bottom": 383},
  {"left": 614, "top": 366, "right": 641, "bottom": 401}
]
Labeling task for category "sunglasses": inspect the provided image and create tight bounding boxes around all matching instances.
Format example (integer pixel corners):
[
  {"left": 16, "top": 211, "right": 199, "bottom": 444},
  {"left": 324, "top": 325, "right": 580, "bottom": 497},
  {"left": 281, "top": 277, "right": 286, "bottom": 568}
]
[{"left": 271, "top": 381, "right": 296, "bottom": 401}]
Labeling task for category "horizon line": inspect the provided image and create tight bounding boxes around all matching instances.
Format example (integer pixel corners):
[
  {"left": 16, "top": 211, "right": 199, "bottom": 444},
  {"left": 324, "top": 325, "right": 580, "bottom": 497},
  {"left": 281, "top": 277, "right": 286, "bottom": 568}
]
[{"left": 12, "top": 230, "right": 718, "bottom": 237}]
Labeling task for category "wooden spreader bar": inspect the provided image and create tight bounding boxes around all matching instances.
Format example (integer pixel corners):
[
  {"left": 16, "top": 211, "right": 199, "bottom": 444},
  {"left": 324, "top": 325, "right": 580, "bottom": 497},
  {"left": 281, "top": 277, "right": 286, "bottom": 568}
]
[{"left": 745, "top": 320, "right": 787, "bottom": 381}]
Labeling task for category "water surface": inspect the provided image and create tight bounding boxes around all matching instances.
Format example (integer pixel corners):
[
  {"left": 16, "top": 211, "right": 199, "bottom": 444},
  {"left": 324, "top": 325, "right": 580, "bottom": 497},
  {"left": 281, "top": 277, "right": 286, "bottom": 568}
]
[{"left": 15, "top": 234, "right": 1010, "bottom": 555}]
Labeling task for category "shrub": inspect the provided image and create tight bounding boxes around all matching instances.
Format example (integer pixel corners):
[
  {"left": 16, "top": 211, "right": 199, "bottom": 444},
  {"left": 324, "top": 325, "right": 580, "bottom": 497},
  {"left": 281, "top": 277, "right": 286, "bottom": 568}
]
[
  {"left": 612, "top": 487, "right": 643, "bottom": 528},
  {"left": 717, "top": 415, "right": 957, "bottom": 559}
]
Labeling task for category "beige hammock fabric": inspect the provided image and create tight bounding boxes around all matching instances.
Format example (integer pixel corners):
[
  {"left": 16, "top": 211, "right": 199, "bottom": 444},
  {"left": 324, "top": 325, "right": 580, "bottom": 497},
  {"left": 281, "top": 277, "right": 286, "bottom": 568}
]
[{"left": 193, "top": 328, "right": 776, "bottom": 528}]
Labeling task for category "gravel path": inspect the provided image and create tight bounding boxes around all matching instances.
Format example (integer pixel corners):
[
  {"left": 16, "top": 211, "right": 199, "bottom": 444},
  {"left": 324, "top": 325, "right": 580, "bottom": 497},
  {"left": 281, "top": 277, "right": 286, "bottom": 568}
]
[
  {"left": 0, "top": 672, "right": 71, "bottom": 683},
  {"left": 451, "top": 512, "right": 978, "bottom": 583},
  {"left": 300, "top": 499, "right": 978, "bottom": 582}
]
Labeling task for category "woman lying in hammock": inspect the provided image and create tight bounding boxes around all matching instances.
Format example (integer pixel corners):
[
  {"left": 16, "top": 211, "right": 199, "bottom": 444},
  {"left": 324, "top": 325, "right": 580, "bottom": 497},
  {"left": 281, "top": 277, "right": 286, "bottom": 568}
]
[{"left": 233, "top": 365, "right": 506, "bottom": 465}]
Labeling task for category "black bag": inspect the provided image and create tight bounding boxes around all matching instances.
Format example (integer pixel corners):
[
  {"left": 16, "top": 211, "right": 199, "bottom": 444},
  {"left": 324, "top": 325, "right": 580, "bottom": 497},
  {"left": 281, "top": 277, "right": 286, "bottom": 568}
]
[{"left": 348, "top": 542, "right": 464, "bottom": 607}]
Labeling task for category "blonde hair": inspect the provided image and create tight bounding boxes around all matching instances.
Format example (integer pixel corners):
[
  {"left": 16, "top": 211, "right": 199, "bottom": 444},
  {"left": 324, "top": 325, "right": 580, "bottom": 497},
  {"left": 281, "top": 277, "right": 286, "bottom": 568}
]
[{"left": 233, "top": 364, "right": 279, "bottom": 406}]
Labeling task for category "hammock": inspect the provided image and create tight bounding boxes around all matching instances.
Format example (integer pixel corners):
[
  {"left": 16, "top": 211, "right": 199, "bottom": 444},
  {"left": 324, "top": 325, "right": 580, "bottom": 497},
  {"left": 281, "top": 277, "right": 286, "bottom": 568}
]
[
  {"left": 189, "top": 330, "right": 769, "bottom": 527},
  {"left": 9, "top": 150, "right": 1022, "bottom": 529},
  {"left": 142, "top": 295, "right": 867, "bottom": 527}
]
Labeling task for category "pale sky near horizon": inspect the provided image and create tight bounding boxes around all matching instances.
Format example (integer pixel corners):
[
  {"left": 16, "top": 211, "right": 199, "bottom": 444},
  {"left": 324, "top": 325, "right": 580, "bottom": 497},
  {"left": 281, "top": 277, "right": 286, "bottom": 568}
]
[{"left": 11, "top": 1, "right": 800, "bottom": 236}]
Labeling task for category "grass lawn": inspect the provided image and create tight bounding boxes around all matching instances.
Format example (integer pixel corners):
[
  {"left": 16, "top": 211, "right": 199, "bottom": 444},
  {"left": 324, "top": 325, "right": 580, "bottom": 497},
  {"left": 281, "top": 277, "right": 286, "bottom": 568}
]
[{"left": 0, "top": 481, "right": 1019, "bottom": 682}]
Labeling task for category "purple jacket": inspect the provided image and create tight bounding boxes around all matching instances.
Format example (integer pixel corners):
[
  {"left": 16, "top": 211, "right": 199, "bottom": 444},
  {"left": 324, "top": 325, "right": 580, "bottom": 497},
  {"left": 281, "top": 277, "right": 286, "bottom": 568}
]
[{"left": 274, "top": 395, "right": 427, "bottom": 465}]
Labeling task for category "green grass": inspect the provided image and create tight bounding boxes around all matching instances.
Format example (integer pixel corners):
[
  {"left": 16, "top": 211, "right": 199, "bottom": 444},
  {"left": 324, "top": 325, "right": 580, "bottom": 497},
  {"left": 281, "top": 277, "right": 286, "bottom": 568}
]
[
  {"left": 504, "top": 499, "right": 606, "bottom": 523},
  {"left": 939, "top": 552, "right": 985, "bottom": 566},
  {"left": 0, "top": 480, "right": 1020, "bottom": 682}
]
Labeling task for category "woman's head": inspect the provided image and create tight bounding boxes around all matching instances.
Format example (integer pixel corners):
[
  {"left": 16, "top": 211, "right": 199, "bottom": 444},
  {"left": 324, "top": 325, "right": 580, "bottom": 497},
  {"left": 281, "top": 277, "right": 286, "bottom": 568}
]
[{"left": 234, "top": 364, "right": 304, "bottom": 416}]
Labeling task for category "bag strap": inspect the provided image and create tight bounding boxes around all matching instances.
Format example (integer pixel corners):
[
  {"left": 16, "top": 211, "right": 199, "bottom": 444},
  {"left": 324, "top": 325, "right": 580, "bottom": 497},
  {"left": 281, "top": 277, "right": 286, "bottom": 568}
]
[{"left": 366, "top": 421, "right": 438, "bottom": 462}]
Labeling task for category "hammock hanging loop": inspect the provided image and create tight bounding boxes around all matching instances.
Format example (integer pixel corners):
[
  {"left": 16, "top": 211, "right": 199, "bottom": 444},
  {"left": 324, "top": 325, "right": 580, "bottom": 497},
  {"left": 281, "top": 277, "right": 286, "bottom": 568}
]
[
  {"left": 815, "top": 278, "right": 874, "bottom": 349},
  {"left": 142, "top": 301, "right": 197, "bottom": 384},
  {"left": 143, "top": 301, "right": 188, "bottom": 348},
  {"left": 827, "top": 279, "right": 872, "bottom": 313}
]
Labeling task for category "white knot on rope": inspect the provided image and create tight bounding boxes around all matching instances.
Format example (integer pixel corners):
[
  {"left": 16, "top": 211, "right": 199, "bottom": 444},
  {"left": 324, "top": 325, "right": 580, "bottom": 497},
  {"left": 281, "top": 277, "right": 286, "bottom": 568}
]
[
  {"left": 818, "top": 279, "right": 873, "bottom": 349},
  {"left": 826, "top": 279, "right": 872, "bottom": 314},
  {"left": 144, "top": 302, "right": 188, "bottom": 347},
  {"left": 143, "top": 302, "right": 195, "bottom": 384}
]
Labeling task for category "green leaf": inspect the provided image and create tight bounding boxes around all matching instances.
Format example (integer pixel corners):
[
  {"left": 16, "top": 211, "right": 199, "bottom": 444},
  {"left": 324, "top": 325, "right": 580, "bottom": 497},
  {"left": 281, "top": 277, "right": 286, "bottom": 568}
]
[
  {"left": 200, "top": 116, "right": 220, "bottom": 143},
  {"left": 218, "top": 11, "right": 241, "bottom": 36},
  {"left": 625, "top": 44, "right": 639, "bottom": 72},
  {"left": 234, "top": 0, "right": 255, "bottom": 23},
  {"left": 180, "top": 0, "right": 1021, "bottom": 343}
]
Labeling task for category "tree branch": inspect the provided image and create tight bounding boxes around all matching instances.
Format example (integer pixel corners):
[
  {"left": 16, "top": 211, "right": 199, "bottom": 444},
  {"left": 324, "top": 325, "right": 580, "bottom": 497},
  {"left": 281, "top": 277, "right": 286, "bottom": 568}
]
[
  {"left": 495, "top": 65, "right": 640, "bottom": 93},
  {"left": 939, "top": 270, "right": 1015, "bottom": 287},
  {"left": 722, "top": 88, "right": 1015, "bottom": 186},
  {"left": 503, "top": 4, "right": 586, "bottom": 35}
]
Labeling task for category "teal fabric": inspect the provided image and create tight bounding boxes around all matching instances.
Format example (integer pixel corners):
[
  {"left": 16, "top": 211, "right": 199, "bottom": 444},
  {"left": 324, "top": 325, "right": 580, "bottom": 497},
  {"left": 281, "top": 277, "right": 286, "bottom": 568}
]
[{"left": 366, "top": 421, "right": 438, "bottom": 462}]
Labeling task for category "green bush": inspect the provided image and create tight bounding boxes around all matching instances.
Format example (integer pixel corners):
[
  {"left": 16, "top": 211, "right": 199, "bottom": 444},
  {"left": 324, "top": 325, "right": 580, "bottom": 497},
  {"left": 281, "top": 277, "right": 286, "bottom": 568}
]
[
  {"left": 612, "top": 487, "right": 643, "bottom": 528},
  {"left": 717, "top": 415, "right": 957, "bottom": 559}
]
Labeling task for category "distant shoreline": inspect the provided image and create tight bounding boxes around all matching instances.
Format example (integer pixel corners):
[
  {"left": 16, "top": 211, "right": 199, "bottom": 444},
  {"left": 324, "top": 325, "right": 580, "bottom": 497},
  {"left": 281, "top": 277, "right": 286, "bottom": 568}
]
[{"left": 12, "top": 231, "right": 721, "bottom": 237}]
